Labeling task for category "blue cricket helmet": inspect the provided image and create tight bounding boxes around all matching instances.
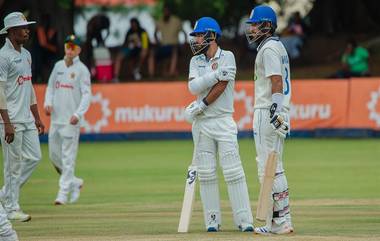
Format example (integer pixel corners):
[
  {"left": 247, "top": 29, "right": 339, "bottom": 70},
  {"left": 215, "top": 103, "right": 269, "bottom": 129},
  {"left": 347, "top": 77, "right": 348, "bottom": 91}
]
[
  {"left": 246, "top": 5, "right": 277, "bottom": 30},
  {"left": 190, "top": 17, "right": 222, "bottom": 37}
]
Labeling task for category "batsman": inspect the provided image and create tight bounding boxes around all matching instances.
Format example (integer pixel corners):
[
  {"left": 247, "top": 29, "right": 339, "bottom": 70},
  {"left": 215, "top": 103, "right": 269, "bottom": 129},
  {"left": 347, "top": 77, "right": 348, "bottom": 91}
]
[
  {"left": 245, "top": 5, "right": 294, "bottom": 234},
  {"left": 185, "top": 17, "right": 254, "bottom": 232}
]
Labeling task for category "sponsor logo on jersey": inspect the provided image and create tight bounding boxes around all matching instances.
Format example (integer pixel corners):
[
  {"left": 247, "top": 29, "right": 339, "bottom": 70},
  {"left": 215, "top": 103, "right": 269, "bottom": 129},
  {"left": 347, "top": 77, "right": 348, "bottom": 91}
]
[
  {"left": 55, "top": 81, "right": 74, "bottom": 89},
  {"left": 57, "top": 72, "right": 64, "bottom": 75},
  {"left": 17, "top": 75, "right": 32, "bottom": 85}
]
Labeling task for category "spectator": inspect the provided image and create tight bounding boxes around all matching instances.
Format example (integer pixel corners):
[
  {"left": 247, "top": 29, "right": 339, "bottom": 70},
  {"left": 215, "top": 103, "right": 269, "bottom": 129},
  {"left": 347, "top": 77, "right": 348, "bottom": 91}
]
[
  {"left": 114, "top": 18, "right": 149, "bottom": 81},
  {"left": 148, "top": 4, "right": 182, "bottom": 78},
  {"left": 280, "top": 12, "right": 305, "bottom": 59},
  {"left": 330, "top": 39, "right": 370, "bottom": 78},
  {"left": 32, "top": 13, "right": 59, "bottom": 83},
  {"left": 81, "top": 13, "right": 110, "bottom": 74}
]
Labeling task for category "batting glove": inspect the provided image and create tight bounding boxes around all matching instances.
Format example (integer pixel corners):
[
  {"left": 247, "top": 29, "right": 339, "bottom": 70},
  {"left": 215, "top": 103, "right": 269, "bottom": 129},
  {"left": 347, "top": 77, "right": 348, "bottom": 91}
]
[
  {"left": 184, "top": 100, "right": 207, "bottom": 123},
  {"left": 269, "top": 103, "right": 289, "bottom": 139}
]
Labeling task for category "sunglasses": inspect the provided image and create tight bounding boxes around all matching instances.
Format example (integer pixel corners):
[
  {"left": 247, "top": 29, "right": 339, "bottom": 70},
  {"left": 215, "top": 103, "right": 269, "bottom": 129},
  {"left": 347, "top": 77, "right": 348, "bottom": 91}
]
[{"left": 65, "top": 43, "right": 79, "bottom": 51}]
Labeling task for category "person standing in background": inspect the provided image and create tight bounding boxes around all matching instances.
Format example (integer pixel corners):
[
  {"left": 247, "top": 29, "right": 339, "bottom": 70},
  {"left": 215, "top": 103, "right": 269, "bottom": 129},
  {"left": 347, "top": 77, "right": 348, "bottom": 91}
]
[
  {"left": 148, "top": 4, "right": 183, "bottom": 78},
  {"left": 44, "top": 35, "right": 92, "bottom": 205}
]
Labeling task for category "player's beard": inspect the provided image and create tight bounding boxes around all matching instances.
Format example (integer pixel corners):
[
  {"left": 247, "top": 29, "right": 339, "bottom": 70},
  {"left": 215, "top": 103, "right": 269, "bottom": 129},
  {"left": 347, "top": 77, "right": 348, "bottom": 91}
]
[
  {"left": 256, "top": 34, "right": 271, "bottom": 45},
  {"left": 190, "top": 39, "right": 210, "bottom": 55}
]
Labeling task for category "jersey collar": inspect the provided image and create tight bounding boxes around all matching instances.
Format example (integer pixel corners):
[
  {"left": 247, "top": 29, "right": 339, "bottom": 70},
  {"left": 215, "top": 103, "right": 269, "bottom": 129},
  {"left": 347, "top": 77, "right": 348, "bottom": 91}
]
[
  {"left": 199, "top": 47, "right": 222, "bottom": 62},
  {"left": 5, "top": 38, "right": 20, "bottom": 52},
  {"left": 73, "top": 56, "right": 80, "bottom": 64},
  {"left": 257, "top": 36, "right": 279, "bottom": 52}
]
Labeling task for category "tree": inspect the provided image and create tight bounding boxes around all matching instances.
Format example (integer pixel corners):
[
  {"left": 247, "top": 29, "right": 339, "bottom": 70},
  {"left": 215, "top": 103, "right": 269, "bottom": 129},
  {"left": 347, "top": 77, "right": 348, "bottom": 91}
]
[{"left": 308, "top": 0, "right": 380, "bottom": 34}]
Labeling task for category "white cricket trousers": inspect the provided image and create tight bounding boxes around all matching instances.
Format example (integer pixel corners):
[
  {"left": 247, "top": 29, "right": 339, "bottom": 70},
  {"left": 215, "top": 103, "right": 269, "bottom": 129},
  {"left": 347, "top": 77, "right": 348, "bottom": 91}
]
[
  {"left": 0, "top": 204, "right": 17, "bottom": 240},
  {"left": 0, "top": 122, "right": 41, "bottom": 212},
  {"left": 48, "top": 124, "right": 80, "bottom": 196},
  {"left": 192, "top": 116, "right": 253, "bottom": 229},
  {"left": 253, "top": 108, "right": 292, "bottom": 229}
]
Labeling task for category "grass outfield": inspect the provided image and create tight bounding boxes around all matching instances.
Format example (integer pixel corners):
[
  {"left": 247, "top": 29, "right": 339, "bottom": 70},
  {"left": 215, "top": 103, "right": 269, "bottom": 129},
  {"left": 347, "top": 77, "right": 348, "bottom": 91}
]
[{"left": 4, "top": 139, "right": 380, "bottom": 241}]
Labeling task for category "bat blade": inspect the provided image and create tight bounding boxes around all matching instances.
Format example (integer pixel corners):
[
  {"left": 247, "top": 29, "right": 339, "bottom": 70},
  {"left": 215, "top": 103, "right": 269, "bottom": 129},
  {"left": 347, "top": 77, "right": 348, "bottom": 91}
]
[
  {"left": 178, "top": 165, "right": 197, "bottom": 233},
  {"left": 256, "top": 151, "right": 278, "bottom": 222}
]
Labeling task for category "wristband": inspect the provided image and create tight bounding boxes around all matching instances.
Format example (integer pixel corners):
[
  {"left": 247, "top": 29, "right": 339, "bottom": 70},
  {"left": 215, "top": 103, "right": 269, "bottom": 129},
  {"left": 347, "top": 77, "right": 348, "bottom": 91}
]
[{"left": 202, "top": 98, "right": 209, "bottom": 106}]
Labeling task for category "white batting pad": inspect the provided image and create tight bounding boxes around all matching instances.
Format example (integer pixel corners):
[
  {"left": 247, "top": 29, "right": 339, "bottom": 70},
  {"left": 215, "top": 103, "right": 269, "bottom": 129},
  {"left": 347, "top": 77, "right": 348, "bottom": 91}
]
[
  {"left": 272, "top": 172, "right": 291, "bottom": 228},
  {"left": 197, "top": 151, "right": 221, "bottom": 229},
  {"left": 220, "top": 151, "right": 253, "bottom": 227}
]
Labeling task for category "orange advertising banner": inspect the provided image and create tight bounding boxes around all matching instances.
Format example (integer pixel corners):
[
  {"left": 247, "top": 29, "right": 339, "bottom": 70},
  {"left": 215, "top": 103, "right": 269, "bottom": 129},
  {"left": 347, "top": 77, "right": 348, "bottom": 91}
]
[
  {"left": 347, "top": 78, "right": 380, "bottom": 129},
  {"left": 34, "top": 78, "right": 380, "bottom": 134},
  {"left": 290, "top": 80, "right": 349, "bottom": 129}
]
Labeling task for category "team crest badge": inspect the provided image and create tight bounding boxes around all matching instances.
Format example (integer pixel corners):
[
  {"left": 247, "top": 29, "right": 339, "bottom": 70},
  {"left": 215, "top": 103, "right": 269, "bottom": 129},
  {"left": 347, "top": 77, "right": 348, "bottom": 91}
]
[
  {"left": 211, "top": 62, "right": 218, "bottom": 70},
  {"left": 70, "top": 72, "right": 75, "bottom": 79}
]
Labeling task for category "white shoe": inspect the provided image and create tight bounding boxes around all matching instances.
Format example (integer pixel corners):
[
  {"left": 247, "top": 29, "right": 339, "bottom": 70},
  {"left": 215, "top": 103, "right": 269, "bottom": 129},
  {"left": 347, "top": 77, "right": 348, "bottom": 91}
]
[
  {"left": 239, "top": 223, "right": 254, "bottom": 232},
  {"left": 254, "top": 226, "right": 271, "bottom": 235},
  {"left": 7, "top": 210, "right": 31, "bottom": 222},
  {"left": 271, "top": 223, "right": 294, "bottom": 234},
  {"left": 206, "top": 224, "right": 220, "bottom": 232},
  {"left": 54, "top": 192, "right": 68, "bottom": 205},
  {"left": 1, "top": 230, "right": 18, "bottom": 241},
  {"left": 69, "top": 179, "right": 83, "bottom": 204},
  {"left": 255, "top": 224, "right": 294, "bottom": 235}
]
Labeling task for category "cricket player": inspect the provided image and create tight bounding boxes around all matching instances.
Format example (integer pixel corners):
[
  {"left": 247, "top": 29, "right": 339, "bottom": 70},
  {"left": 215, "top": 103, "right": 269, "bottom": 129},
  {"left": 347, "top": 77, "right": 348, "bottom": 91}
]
[
  {"left": 245, "top": 5, "right": 294, "bottom": 234},
  {"left": 185, "top": 17, "right": 254, "bottom": 232},
  {"left": 0, "top": 12, "right": 44, "bottom": 224},
  {"left": 44, "top": 35, "right": 91, "bottom": 205}
]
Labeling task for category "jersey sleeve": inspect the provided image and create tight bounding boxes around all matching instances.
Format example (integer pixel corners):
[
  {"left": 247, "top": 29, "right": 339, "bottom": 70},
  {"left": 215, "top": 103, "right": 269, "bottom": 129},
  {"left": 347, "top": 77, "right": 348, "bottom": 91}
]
[
  {"left": 0, "top": 56, "right": 9, "bottom": 82},
  {"left": 74, "top": 67, "right": 92, "bottom": 118},
  {"left": 262, "top": 48, "right": 282, "bottom": 78},
  {"left": 188, "top": 57, "right": 198, "bottom": 80},
  {"left": 44, "top": 63, "right": 58, "bottom": 107},
  {"left": 221, "top": 51, "right": 236, "bottom": 81}
]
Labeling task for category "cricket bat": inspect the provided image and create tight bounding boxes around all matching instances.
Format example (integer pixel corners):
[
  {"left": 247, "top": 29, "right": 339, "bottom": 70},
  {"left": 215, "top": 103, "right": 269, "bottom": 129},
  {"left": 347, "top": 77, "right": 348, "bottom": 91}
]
[
  {"left": 256, "top": 148, "right": 278, "bottom": 222},
  {"left": 178, "top": 165, "right": 197, "bottom": 233}
]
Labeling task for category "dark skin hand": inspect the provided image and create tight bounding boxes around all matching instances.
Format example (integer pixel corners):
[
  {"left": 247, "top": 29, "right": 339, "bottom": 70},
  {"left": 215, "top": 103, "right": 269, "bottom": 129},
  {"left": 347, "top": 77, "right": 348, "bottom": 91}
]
[
  {"left": 30, "top": 104, "right": 45, "bottom": 135},
  {"left": 0, "top": 109, "right": 15, "bottom": 143}
]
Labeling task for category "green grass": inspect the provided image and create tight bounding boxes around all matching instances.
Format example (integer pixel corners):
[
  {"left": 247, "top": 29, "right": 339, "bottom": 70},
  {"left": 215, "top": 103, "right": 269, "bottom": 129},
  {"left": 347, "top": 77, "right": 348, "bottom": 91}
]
[{"left": 3, "top": 139, "right": 380, "bottom": 240}]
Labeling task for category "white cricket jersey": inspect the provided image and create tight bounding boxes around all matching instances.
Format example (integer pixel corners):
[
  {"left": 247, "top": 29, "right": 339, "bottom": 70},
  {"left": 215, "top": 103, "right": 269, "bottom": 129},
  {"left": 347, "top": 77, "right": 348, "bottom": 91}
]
[
  {"left": 254, "top": 37, "right": 291, "bottom": 111},
  {"left": 188, "top": 47, "right": 236, "bottom": 118},
  {"left": 44, "top": 56, "right": 92, "bottom": 125},
  {"left": 0, "top": 38, "right": 35, "bottom": 123}
]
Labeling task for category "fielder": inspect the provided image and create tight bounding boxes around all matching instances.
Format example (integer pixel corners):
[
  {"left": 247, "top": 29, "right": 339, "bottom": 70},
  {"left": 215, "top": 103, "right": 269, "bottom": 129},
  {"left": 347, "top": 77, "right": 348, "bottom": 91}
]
[
  {"left": 44, "top": 35, "right": 91, "bottom": 205},
  {"left": 245, "top": 5, "right": 294, "bottom": 234},
  {"left": 0, "top": 12, "right": 44, "bottom": 224},
  {"left": 185, "top": 17, "right": 253, "bottom": 232}
]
